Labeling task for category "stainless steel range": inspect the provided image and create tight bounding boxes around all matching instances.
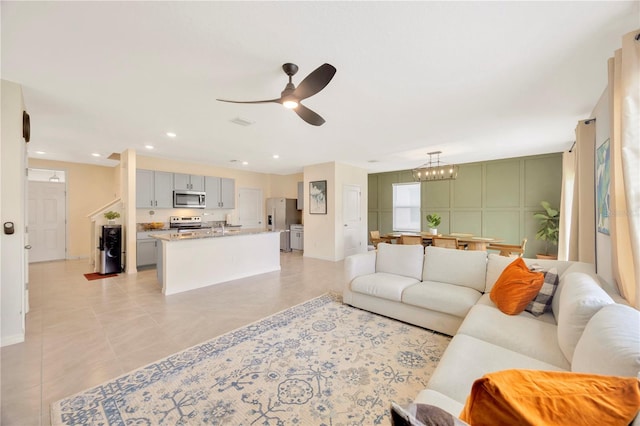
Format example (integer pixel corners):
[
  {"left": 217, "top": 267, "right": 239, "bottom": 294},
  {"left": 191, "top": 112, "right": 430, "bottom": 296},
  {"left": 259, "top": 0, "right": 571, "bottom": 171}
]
[{"left": 169, "top": 216, "right": 212, "bottom": 232}]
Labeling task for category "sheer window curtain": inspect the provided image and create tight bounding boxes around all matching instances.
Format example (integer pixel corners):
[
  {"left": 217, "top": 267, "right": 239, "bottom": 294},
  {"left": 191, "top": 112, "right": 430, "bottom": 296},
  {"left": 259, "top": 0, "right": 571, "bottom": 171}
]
[{"left": 609, "top": 30, "right": 640, "bottom": 308}]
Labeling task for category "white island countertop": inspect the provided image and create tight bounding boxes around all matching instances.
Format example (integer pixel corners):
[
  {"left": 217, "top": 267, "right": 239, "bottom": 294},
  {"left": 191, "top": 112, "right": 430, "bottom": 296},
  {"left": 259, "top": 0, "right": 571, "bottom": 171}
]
[{"left": 151, "top": 229, "right": 281, "bottom": 295}]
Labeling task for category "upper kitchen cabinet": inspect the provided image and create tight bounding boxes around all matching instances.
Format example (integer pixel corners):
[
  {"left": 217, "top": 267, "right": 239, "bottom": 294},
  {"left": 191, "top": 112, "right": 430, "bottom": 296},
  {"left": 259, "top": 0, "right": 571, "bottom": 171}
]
[
  {"left": 205, "top": 176, "right": 235, "bottom": 209},
  {"left": 297, "top": 181, "right": 304, "bottom": 210},
  {"left": 173, "top": 173, "right": 205, "bottom": 191},
  {"left": 136, "top": 169, "right": 173, "bottom": 208}
]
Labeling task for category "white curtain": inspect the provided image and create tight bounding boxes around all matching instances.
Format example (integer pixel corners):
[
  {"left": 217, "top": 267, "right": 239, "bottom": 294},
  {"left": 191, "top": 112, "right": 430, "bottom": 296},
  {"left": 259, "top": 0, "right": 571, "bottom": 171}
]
[
  {"left": 609, "top": 30, "right": 640, "bottom": 308},
  {"left": 558, "top": 121, "right": 595, "bottom": 263}
]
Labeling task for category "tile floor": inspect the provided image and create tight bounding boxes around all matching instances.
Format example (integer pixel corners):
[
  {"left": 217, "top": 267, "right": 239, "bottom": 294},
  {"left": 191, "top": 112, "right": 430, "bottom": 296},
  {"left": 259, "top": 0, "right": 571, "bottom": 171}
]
[{"left": 1, "top": 251, "right": 345, "bottom": 425}]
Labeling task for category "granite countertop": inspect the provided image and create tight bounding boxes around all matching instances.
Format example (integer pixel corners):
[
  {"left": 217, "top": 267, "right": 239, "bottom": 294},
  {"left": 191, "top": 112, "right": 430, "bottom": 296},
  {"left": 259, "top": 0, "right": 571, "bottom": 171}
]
[{"left": 150, "top": 228, "right": 275, "bottom": 241}]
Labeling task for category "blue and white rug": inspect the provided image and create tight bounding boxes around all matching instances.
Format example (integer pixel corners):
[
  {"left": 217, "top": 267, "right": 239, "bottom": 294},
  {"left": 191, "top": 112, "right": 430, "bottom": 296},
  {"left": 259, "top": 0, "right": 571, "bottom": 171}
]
[{"left": 52, "top": 293, "right": 450, "bottom": 425}]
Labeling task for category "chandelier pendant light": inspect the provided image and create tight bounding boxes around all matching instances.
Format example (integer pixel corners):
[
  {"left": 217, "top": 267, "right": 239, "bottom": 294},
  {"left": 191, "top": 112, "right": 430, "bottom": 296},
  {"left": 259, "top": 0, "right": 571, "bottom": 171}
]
[{"left": 412, "top": 151, "right": 459, "bottom": 182}]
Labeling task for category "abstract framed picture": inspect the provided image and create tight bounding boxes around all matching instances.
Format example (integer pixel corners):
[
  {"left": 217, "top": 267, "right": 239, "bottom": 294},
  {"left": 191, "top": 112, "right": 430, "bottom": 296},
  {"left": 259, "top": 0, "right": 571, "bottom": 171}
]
[
  {"left": 309, "top": 180, "right": 327, "bottom": 214},
  {"left": 596, "top": 139, "right": 610, "bottom": 235}
]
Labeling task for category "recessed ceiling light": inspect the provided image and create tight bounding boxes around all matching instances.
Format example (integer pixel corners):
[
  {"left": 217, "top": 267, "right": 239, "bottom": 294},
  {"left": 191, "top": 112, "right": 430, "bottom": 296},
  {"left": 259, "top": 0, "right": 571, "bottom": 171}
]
[
  {"left": 145, "top": 145, "right": 154, "bottom": 150},
  {"left": 166, "top": 132, "right": 176, "bottom": 138},
  {"left": 273, "top": 154, "right": 279, "bottom": 159},
  {"left": 242, "top": 161, "right": 248, "bottom": 166},
  {"left": 91, "top": 153, "right": 101, "bottom": 157},
  {"left": 35, "top": 151, "right": 46, "bottom": 155}
]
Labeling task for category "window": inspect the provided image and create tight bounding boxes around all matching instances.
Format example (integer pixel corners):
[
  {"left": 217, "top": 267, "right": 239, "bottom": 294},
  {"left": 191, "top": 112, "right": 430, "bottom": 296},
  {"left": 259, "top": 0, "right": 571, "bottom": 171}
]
[{"left": 393, "top": 183, "right": 421, "bottom": 232}]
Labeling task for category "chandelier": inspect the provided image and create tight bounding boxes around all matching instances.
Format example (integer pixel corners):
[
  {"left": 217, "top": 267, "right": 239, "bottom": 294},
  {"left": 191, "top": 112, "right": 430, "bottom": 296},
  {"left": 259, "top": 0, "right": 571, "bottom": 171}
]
[{"left": 412, "top": 151, "right": 459, "bottom": 182}]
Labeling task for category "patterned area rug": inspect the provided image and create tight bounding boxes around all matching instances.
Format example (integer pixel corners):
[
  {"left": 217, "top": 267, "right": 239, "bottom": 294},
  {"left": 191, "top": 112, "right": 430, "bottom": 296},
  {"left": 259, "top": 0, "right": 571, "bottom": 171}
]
[{"left": 51, "top": 293, "right": 451, "bottom": 425}]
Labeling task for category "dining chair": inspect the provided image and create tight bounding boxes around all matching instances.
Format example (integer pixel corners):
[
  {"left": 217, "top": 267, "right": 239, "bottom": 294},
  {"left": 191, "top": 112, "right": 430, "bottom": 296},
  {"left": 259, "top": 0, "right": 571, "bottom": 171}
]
[
  {"left": 431, "top": 236, "right": 461, "bottom": 249},
  {"left": 369, "top": 230, "right": 390, "bottom": 248},
  {"left": 399, "top": 235, "right": 423, "bottom": 245},
  {"left": 487, "top": 238, "right": 527, "bottom": 257}
]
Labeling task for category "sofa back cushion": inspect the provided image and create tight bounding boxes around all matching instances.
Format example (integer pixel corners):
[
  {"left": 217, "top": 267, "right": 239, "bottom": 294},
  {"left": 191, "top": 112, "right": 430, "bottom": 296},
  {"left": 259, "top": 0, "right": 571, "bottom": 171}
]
[
  {"left": 376, "top": 243, "right": 424, "bottom": 281},
  {"left": 556, "top": 272, "right": 614, "bottom": 362},
  {"left": 572, "top": 304, "right": 640, "bottom": 378},
  {"left": 423, "top": 246, "right": 487, "bottom": 292},
  {"left": 485, "top": 254, "right": 594, "bottom": 293}
]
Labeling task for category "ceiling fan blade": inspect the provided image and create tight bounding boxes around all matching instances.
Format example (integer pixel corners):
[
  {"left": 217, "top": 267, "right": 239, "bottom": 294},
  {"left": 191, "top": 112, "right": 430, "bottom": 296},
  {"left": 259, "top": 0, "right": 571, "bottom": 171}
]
[
  {"left": 293, "top": 63, "right": 336, "bottom": 101},
  {"left": 294, "top": 103, "right": 326, "bottom": 126},
  {"left": 216, "top": 98, "right": 281, "bottom": 104}
]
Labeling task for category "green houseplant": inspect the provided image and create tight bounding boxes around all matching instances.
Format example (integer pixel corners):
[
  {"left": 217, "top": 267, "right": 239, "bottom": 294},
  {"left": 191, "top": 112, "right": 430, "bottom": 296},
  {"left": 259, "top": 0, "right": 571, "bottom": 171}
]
[
  {"left": 533, "top": 201, "right": 559, "bottom": 258},
  {"left": 104, "top": 211, "right": 120, "bottom": 224},
  {"left": 426, "top": 213, "right": 441, "bottom": 235}
]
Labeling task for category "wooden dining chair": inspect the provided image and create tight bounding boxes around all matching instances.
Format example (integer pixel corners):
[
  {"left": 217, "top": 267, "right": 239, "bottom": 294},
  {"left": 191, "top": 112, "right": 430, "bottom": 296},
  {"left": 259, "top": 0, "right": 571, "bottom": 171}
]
[
  {"left": 487, "top": 238, "right": 527, "bottom": 257},
  {"left": 431, "top": 236, "right": 461, "bottom": 249},
  {"left": 369, "top": 230, "right": 390, "bottom": 248},
  {"left": 399, "top": 235, "right": 423, "bottom": 245}
]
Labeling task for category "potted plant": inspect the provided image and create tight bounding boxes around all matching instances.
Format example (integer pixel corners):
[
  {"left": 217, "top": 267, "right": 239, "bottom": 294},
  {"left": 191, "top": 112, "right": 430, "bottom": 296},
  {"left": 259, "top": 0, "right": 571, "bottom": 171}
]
[
  {"left": 426, "top": 213, "right": 441, "bottom": 235},
  {"left": 104, "top": 211, "right": 120, "bottom": 224},
  {"left": 533, "top": 201, "right": 559, "bottom": 259}
]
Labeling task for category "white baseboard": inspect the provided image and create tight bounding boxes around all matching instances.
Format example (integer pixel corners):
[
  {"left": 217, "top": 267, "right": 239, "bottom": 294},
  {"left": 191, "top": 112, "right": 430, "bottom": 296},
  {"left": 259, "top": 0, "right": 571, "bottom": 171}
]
[{"left": 1, "top": 333, "right": 25, "bottom": 347}]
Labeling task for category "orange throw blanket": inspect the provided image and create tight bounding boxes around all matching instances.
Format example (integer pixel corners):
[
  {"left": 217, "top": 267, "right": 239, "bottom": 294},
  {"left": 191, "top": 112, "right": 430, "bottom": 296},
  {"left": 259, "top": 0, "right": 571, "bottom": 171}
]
[{"left": 460, "top": 369, "right": 640, "bottom": 426}]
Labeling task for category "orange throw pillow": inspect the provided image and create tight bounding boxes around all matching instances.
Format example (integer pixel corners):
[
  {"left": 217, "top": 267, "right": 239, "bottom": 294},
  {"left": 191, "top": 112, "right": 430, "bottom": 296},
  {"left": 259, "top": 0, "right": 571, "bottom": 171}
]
[
  {"left": 490, "top": 257, "right": 544, "bottom": 315},
  {"left": 460, "top": 370, "right": 640, "bottom": 426}
]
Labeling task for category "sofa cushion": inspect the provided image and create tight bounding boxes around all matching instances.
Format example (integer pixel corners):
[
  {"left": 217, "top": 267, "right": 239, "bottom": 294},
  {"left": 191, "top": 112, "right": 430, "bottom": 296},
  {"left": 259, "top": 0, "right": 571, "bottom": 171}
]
[
  {"left": 474, "top": 293, "right": 556, "bottom": 324},
  {"left": 351, "top": 272, "right": 420, "bottom": 302},
  {"left": 459, "top": 369, "right": 640, "bottom": 426},
  {"left": 490, "top": 258, "right": 544, "bottom": 315},
  {"left": 572, "top": 304, "right": 640, "bottom": 378},
  {"left": 485, "top": 254, "right": 594, "bottom": 293},
  {"left": 402, "top": 281, "right": 482, "bottom": 318},
  {"left": 556, "top": 272, "right": 615, "bottom": 362},
  {"left": 524, "top": 267, "right": 559, "bottom": 316},
  {"left": 457, "top": 304, "right": 570, "bottom": 369},
  {"left": 426, "top": 334, "right": 566, "bottom": 404},
  {"left": 423, "top": 246, "right": 487, "bottom": 292},
  {"left": 376, "top": 243, "right": 425, "bottom": 281}
]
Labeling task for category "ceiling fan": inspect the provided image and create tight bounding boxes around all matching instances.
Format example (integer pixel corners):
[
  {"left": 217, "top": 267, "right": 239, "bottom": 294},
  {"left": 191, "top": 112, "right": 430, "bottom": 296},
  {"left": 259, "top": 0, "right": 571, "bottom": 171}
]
[{"left": 217, "top": 63, "right": 336, "bottom": 126}]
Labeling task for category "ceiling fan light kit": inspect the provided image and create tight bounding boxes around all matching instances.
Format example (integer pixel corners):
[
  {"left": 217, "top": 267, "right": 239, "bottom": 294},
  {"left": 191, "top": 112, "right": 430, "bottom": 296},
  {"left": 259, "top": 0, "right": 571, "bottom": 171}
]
[
  {"left": 217, "top": 62, "right": 336, "bottom": 126},
  {"left": 412, "top": 151, "right": 459, "bottom": 182}
]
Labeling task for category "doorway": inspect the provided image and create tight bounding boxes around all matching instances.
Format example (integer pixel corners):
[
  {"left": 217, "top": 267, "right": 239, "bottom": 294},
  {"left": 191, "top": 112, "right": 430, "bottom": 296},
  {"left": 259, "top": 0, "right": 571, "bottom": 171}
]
[
  {"left": 28, "top": 169, "right": 67, "bottom": 262},
  {"left": 343, "top": 184, "right": 362, "bottom": 258}
]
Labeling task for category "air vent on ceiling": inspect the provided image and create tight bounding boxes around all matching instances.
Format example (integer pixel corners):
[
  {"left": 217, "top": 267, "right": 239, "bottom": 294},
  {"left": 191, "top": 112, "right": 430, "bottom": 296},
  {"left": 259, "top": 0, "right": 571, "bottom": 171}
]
[{"left": 230, "top": 117, "right": 253, "bottom": 127}]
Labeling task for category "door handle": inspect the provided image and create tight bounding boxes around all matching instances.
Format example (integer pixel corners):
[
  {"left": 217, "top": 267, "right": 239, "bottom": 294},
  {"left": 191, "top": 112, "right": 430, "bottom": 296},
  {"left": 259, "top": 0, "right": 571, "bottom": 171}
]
[{"left": 25, "top": 245, "right": 32, "bottom": 249}]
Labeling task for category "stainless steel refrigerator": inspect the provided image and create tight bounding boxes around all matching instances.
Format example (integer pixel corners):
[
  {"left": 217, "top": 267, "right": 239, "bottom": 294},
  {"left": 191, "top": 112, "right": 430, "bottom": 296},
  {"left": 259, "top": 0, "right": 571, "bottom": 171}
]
[{"left": 266, "top": 198, "right": 302, "bottom": 252}]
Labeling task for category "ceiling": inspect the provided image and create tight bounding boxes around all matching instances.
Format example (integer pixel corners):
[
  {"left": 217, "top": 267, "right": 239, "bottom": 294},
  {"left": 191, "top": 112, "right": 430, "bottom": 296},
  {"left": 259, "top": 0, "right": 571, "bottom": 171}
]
[{"left": 2, "top": 1, "right": 638, "bottom": 175}]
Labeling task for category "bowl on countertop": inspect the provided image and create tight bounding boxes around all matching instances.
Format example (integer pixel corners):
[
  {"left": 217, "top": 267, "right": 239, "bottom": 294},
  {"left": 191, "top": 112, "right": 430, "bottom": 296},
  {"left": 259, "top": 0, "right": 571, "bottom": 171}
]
[{"left": 143, "top": 222, "right": 165, "bottom": 230}]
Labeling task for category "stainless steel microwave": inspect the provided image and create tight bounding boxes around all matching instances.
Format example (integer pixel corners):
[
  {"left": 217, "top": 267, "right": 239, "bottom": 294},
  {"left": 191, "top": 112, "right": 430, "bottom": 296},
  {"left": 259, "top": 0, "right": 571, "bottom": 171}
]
[{"left": 173, "top": 190, "right": 206, "bottom": 209}]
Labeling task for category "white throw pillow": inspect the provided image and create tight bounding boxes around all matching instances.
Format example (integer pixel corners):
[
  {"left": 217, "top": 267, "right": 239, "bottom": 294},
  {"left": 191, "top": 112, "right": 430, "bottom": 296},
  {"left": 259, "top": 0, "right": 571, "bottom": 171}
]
[
  {"left": 376, "top": 242, "right": 424, "bottom": 281},
  {"left": 556, "top": 272, "right": 614, "bottom": 362},
  {"left": 572, "top": 304, "right": 640, "bottom": 378}
]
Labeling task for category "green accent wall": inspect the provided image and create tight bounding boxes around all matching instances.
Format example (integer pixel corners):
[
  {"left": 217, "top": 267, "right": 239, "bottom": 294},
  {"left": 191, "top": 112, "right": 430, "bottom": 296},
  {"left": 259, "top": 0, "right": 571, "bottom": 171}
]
[{"left": 368, "top": 153, "right": 562, "bottom": 258}]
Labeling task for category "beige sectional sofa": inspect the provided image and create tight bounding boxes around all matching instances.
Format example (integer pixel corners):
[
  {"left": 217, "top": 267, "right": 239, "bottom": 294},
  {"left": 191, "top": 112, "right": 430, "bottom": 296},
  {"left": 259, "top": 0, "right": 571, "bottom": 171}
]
[{"left": 343, "top": 243, "right": 640, "bottom": 420}]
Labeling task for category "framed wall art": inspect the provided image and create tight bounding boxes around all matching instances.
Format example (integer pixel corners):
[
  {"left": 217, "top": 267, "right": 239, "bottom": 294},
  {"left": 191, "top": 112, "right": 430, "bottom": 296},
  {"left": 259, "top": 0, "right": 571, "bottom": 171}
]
[
  {"left": 596, "top": 139, "right": 610, "bottom": 235},
  {"left": 309, "top": 180, "right": 327, "bottom": 214}
]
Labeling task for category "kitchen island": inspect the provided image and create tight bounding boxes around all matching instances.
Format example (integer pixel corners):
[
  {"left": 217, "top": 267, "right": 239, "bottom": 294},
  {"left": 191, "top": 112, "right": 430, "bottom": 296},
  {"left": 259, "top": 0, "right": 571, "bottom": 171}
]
[{"left": 151, "top": 229, "right": 281, "bottom": 295}]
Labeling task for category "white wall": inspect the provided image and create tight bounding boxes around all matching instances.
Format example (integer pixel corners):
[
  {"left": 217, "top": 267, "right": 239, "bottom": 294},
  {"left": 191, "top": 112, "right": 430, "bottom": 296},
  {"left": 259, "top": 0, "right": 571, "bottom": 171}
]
[
  {"left": 1, "top": 80, "right": 26, "bottom": 346},
  {"left": 303, "top": 162, "right": 368, "bottom": 261},
  {"left": 592, "top": 89, "right": 614, "bottom": 285}
]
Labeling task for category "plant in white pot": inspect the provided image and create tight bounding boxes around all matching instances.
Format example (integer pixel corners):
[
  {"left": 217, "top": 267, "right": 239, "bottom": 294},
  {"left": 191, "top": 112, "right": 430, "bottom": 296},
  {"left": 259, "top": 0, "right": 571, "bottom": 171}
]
[
  {"left": 533, "top": 201, "right": 559, "bottom": 259},
  {"left": 426, "top": 213, "right": 441, "bottom": 236},
  {"left": 104, "top": 211, "right": 120, "bottom": 225}
]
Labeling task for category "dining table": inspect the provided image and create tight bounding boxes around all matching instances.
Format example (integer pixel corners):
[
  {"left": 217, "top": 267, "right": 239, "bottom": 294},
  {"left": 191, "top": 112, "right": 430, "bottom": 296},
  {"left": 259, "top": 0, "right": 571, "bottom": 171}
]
[{"left": 382, "top": 232, "right": 503, "bottom": 251}]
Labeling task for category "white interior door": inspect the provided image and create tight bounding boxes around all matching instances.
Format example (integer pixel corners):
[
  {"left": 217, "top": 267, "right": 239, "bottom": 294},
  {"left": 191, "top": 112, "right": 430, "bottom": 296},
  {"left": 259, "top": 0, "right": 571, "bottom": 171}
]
[
  {"left": 28, "top": 181, "right": 66, "bottom": 262},
  {"left": 237, "top": 188, "right": 264, "bottom": 229},
  {"left": 343, "top": 184, "right": 362, "bottom": 258}
]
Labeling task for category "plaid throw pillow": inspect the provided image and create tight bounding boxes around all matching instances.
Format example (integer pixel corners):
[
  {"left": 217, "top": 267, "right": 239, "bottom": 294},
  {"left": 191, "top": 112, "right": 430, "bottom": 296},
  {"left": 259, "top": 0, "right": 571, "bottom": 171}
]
[{"left": 525, "top": 266, "right": 559, "bottom": 316}]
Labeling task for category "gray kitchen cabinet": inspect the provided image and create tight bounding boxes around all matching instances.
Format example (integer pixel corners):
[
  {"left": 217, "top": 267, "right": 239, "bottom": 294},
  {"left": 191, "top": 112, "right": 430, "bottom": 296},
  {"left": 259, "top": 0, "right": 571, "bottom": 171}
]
[
  {"left": 290, "top": 224, "right": 304, "bottom": 251},
  {"left": 136, "top": 170, "right": 173, "bottom": 208},
  {"left": 173, "top": 173, "right": 204, "bottom": 191},
  {"left": 136, "top": 239, "right": 157, "bottom": 267},
  {"left": 205, "top": 176, "right": 235, "bottom": 209},
  {"left": 297, "top": 181, "right": 304, "bottom": 210}
]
